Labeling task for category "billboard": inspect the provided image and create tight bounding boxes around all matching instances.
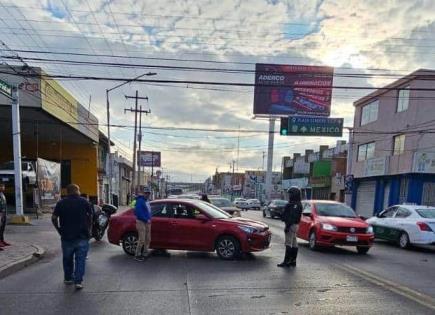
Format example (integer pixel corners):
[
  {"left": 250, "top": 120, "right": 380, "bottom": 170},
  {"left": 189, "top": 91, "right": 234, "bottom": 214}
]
[
  {"left": 37, "top": 158, "right": 61, "bottom": 207},
  {"left": 413, "top": 151, "right": 435, "bottom": 173},
  {"left": 137, "top": 151, "right": 161, "bottom": 167},
  {"left": 253, "top": 64, "right": 334, "bottom": 116}
]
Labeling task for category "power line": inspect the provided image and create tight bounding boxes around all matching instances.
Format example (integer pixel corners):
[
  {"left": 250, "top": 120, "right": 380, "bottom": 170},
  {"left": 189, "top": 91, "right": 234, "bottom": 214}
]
[
  {"left": 3, "top": 69, "right": 435, "bottom": 92},
  {"left": 5, "top": 55, "right": 435, "bottom": 81}
]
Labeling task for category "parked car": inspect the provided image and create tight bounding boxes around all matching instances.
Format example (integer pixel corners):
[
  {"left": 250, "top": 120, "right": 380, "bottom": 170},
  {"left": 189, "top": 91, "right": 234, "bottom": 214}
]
[
  {"left": 366, "top": 205, "right": 435, "bottom": 249},
  {"left": 108, "top": 199, "right": 271, "bottom": 260},
  {"left": 246, "top": 199, "right": 261, "bottom": 210},
  {"left": 263, "top": 199, "right": 288, "bottom": 218},
  {"left": 297, "top": 200, "right": 374, "bottom": 254},
  {"left": 209, "top": 197, "right": 241, "bottom": 217},
  {"left": 233, "top": 198, "right": 249, "bottom": 210},
  {"left": 0, "top": 160, "right": 37, "bottom": 190},
  {"left": 177, "top": 194, "right": 200, "bottom": 200}
]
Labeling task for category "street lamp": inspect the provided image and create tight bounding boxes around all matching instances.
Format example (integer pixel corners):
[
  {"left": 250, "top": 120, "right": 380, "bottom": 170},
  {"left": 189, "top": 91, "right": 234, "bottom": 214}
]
[{"left": 106, "top": 71, "right": 157, "bottom": 204}]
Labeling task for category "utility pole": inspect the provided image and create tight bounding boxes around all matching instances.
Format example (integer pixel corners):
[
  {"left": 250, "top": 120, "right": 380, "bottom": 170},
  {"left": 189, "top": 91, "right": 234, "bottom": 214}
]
[
  {"left": 345, "top": 128, "right": 354, "bottom": 207},
  {"left": 125, "top": 91, "right": 150, "bottom": 192},
  {"left": 265, "top": 118, "right": 275, "bottom": 202},
  {"left": 231, "top": 160, "right": 235, "bottom": 201},
  {"left": 262, "top": 151, "right": 266, "bottom": 170},
  {"left": 236, "top": 125, "right": 240, "bottom": 171},
  {"left": 11, "top": 86, "right": 24, "bottom": 217},
  {"left": 106, "top": 72, "right": 157, "bottom": 202}
]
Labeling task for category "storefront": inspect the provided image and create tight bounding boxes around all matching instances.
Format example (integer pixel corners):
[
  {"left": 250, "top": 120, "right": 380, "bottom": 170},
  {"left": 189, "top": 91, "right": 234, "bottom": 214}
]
[{"left": 0, "top": 66, "right": 99, "bottom": 209}]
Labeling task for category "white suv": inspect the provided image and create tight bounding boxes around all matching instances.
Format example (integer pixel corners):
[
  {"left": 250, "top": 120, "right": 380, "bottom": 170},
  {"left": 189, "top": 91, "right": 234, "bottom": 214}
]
[{"left": 246, "top": 199, "right": 261, "bottom": 210}]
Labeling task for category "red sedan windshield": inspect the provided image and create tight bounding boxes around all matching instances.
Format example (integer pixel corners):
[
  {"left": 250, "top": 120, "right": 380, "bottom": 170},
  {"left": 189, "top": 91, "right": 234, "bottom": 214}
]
[
  {"left": 196, "top": 201, "right": 232, "bottom": 219},
  {"left": 316, "top": 203, "right": 357, "bottom": 218}
]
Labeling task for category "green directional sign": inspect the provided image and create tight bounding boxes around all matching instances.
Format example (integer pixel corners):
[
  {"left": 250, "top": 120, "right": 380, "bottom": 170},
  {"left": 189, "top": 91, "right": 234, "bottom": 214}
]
[
  {"left": 0, "top": 79, "right": 12, "bottom": 98},
  {"left": 280, "top": 116, "right": 344, "bottom": 137}
]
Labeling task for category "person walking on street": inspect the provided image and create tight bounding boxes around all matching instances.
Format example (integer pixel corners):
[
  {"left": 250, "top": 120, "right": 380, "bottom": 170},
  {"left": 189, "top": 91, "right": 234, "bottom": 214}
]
[
  {"left": 134, "top": 186, "right": 152, "bottom": 261},
  {"left": 277, "top": 187, "right": 303, "bottom": 268},
  {"left": 51, "top": 184, "right": 93, "bottom": 289},
  {"left": 0, "top": 183, "right": 10, "bottom": 250}
]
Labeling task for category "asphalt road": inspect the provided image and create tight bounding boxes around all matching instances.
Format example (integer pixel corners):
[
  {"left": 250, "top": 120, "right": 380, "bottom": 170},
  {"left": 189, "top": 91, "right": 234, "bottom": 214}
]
[{"left": 0, "top": 212, "right": 434, "bottom": 315}]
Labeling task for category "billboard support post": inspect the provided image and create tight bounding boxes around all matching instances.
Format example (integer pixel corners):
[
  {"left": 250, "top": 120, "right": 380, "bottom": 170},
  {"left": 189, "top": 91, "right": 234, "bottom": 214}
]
[
  {"left": 11, "top": 86, "right": 24, "bottom": 217},
  {"left": 345, "top": 128, "right": 354, "bottom": 207},
  {"left": 265, "top": 118, "right": 275, "bottom": 201}
]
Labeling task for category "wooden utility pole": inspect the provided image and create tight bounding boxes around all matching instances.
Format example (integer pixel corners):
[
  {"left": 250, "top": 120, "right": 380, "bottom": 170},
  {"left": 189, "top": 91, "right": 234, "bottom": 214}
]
[{"left": 124, "top": 91, "right": 150, "bottom": 194}]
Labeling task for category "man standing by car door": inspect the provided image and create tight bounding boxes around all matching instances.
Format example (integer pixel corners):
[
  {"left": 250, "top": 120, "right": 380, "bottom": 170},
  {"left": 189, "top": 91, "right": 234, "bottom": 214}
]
[
  {"left": 134, "top": 186, "right": 152, "bottom": 261},
  {"left": 51, "top": 184, "right": 93, "bottom": 290},
  {"left": 278, "top": 187, "right": 303, "bottom": 268}
]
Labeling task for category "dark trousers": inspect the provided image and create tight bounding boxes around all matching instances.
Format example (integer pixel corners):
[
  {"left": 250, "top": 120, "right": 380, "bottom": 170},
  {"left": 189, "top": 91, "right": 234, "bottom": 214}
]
[
  {"left": 61, "top": 239, "right": 89, "bottom": 284},
  {"left": 0, "top": 212, "right": 6, "bottom": 241}
]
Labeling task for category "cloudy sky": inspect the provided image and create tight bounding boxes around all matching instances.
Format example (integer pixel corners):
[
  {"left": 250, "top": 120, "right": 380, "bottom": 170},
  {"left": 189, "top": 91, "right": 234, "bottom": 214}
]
[{"left": 1, "top": 0, "right": 434, "bottom": 181}]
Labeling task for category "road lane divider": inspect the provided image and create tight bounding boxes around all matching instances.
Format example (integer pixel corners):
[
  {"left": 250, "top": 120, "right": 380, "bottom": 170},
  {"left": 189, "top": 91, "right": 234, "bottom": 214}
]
[{"left": 337, "top": 263, "right": 435, "bottom": 311}]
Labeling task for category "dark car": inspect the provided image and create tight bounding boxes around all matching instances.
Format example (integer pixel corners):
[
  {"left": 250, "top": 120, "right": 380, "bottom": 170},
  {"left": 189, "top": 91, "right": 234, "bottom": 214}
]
[
  {"left": 262, "top": 199, "right": 288, "bottom": 219},
  {"left": 108, "top": 199, "right": 271, "bottom": 260}
]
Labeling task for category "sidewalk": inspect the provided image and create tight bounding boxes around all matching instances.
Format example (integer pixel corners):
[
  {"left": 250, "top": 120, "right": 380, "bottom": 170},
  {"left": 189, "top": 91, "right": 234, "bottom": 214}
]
[
  {"left": 0, "top": 205, "right": 131, "bottom": 279},
  {"left": 0, "top": 214, "right": 55, "bottom": 279}
]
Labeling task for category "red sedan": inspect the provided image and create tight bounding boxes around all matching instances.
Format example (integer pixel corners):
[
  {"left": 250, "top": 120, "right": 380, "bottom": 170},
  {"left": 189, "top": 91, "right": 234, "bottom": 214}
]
[
  {"left": 297, "top": 200, "right": 374, "bottom": 254},
  {"left": 108, "top": 199, "right": 271, "bottom": 260}
]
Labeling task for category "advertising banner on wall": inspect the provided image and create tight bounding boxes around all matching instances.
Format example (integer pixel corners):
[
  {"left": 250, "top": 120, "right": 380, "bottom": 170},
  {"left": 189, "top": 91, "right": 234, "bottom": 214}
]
[
  {"left": 137, "top": 151, "right": 161, "bottom": 167},
  {"left": 413, "top": 151, "right": 435, "bottom": 173},
  {"left": 253, "top": 64, "right": 334, "bottom": 116},
  {"left": 364, "top": 157, "right": 388, "bottom": 177},
  {"left": 37, "top": 158, "right": 61, "bottom": 207}
]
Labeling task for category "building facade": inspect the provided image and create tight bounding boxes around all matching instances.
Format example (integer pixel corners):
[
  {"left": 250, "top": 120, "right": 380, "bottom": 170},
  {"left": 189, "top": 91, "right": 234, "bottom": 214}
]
[
  {"left": 282, "top": 141, "right": 347, "bottom": 201},
  {"left": 0, "top": 66, "right": 100, "bottom": 207},
  {"left": 349, "top": 69, "right": 435, "bottom": 218}
]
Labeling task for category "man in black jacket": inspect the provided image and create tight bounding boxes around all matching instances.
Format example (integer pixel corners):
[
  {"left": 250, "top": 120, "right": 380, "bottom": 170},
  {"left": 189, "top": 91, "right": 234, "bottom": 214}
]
[
  {"left": 278, "top": 187, "right": 303, "bottom": 267},
  {"left": 52, "top": 184, "right": 93, "bottom": 289}
]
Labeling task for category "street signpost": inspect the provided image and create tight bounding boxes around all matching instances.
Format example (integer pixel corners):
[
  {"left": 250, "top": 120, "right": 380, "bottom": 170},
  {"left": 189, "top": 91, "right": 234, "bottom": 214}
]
[
  {"left": 280, "top": 116, "right": 344, "bottom": 137},
  {"left": 0, "top": 78, "right": 12, "bottom": 98}
]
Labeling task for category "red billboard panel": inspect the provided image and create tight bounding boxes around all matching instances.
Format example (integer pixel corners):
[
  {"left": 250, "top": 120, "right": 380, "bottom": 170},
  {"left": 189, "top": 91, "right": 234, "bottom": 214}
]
[
  {"left": 253, "top": 64, "right": 334, "bottom": 116},
  {"left": 137, "top": 151, "right": 161, "bottom": 167}
]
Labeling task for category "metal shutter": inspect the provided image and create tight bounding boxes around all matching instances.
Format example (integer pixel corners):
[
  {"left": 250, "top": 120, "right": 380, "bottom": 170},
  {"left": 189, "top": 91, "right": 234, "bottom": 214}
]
[
  {"left": 383, "top": 181, "right": 390, "bottom": 209},
  {"left": 422, "top": 182, "right": 435, "bottom": 206},
  {"left": 355, "top": 181, "right": 376, "bottom": 218}
]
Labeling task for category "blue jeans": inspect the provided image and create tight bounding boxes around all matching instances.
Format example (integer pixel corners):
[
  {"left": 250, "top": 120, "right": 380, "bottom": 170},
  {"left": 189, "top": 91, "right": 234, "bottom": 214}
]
[{"left": 61, "top": 239, "right": 89, "bottom": 284}]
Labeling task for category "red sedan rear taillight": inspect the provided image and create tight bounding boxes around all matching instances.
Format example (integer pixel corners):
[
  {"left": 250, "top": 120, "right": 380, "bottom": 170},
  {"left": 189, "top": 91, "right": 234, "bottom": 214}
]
[{"left": 417, "top": 222, "right": 433, "bottom": 232}]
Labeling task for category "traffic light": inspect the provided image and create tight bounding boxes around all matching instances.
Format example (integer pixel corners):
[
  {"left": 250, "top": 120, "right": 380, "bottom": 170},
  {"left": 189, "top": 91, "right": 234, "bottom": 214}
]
[{"left": 280, "top": 117, "right": 289, "bottom": 136}]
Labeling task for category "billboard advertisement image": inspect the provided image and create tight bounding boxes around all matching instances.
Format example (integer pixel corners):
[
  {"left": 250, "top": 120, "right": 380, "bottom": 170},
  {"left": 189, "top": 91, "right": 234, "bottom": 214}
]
[
  {"left": 37, "top": 158, "right": 61, "bottom": 207},
  {"left": 253, "top": 64, "right": 334, "bottom": 116},
  {"left": 138, "top": 151, "right": 161, "bottom": 167}
]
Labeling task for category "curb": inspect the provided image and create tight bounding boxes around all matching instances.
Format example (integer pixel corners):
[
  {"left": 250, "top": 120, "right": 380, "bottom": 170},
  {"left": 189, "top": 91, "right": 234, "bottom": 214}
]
[{"left": 0, "top": 245, "right": 45, "bottom": 280}]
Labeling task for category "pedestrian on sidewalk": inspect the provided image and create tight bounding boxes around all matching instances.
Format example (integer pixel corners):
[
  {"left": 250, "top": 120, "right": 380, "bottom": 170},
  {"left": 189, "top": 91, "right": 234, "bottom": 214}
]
[
  {"left": 0, "top": 183, "right": 10, "bottom": 249},
  {"left": 277, "top": 187, "right": 303, "bottom": 268},
  {"left": 134, "top": 186, "right": 152, "bottom": 261},
  {"left": 51, "top": 184, "right": 93, "bottom": 290}
]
